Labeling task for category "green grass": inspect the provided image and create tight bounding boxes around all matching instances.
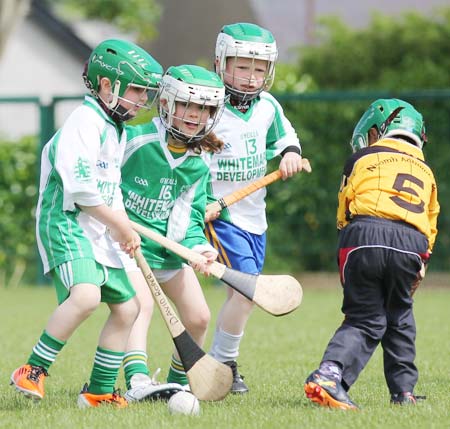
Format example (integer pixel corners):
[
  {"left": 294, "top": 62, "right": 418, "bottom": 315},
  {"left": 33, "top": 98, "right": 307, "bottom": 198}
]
[{"left": 1, "top": 274, "right": 449, "bottom": 429}]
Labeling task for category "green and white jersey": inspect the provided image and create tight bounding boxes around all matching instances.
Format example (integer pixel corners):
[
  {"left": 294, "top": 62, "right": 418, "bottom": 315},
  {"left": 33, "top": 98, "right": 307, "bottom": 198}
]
[
  {"left": 122, "top": 118, "right": 215, "bottom": 269},
  {"left": 205, "top": 91, "right": 301, "bottom": 234},
  {"left": 36, "top": 95, "right": 126, "bottom": 274}
]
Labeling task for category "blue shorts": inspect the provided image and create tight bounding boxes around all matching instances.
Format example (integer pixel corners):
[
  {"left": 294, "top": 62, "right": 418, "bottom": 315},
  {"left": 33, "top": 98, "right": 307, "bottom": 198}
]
[{"left": 205, "top": 219, "right": 266, "bottom": 275}]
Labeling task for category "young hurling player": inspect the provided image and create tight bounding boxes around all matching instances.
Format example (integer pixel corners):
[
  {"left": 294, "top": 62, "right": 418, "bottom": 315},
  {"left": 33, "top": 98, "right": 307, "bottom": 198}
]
[
  {"left": 304, "top": 99, "right": 439, "bottom": 409},
  {"left": 204, "top": 23, "right": 304, "bottom": 393},
  {"left": 10, "top": 39, "right": 163, "bottom": 408},
  {"left": 118, "top": 65, "right": 227, "bottom": 400}
]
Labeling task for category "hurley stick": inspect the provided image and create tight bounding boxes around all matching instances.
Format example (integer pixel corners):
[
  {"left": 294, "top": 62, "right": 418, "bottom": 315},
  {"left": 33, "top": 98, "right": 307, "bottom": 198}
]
[
  {"left": 132, "top": 223, "right": 303, "bottom": 316},
  {"left": 134, "top": 249, "right": 232, "bottom": 401},
  {"left": 206, "top": 158, "right": 311, "bottom": 213}
]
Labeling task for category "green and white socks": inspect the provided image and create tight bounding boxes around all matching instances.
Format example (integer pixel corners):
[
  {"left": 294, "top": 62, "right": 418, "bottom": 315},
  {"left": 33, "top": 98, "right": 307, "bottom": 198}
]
[
  {"left": 88, "top": 347, "right": 124, "bottom": 394},
  {"left": 123, "top": 350, "right": 150, "bottom": 389},
  {"left": 28, "top": 330, "right": 66, "bottom": 371},
  {"left": 27, "top": 332, "right": 125, "bottom": 395},
  {"left": 167, "top": 355, "right": 188, "bottom": 386}
]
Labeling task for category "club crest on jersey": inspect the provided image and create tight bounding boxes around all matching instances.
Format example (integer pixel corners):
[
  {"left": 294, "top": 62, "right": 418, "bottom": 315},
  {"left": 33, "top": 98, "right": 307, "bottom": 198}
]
[
  {"left": 74, "top": 157, "right": 92, "bottom": 183},
  {"left": 135, "top": 176, "right": 149, "bottom": 186}
]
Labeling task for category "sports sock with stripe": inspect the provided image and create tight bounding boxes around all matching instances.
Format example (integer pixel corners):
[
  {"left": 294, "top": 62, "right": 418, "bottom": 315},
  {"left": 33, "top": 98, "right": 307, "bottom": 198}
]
[
  {"left": 167, "top": 354, "right": 188, "bottom": 385},
  {"left": 123, "top": 350, "right": 150, "bottom": 389},
  {"left": 27, "top": 330, "right": 66, "bottom": 371},
  {"left": 87, "top": 347, "right": 124, "bottom": 394}
]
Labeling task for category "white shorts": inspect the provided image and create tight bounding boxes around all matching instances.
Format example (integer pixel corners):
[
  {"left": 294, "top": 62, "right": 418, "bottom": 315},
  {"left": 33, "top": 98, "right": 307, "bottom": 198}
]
[{"left": 120, "top": 251, "right": 185, "bottom": 283}]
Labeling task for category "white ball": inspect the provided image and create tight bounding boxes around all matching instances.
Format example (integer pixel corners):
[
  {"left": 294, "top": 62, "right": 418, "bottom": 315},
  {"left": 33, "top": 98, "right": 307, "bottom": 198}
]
[{"left": 168, "top": 391, "right": 200, "bottom": 416}]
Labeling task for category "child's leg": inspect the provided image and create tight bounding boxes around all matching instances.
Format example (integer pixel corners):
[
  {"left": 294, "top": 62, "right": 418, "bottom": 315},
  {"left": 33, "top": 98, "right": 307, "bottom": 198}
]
[
  {"left": 123, "top": 270, "right": 154, "bottom": 386},
  {"left": 84, "top": 297, "right": 139, "bottom": 395},
  {"left": 11, "top": 278, "right": 102, "bottom": 399},
  {"left": 206, "top": 220, "right": 264, "bottom": 390},
  {"left": 382, "top": 251, "right": 420, "bottom": 396},
  {"left": 121, "top": 270, "right": 184, "bottom": 402},
  {"left": 46, "top": 282, "right": 102, "bottom": 340},
  {"left": 163, "top": 266, "right": 210, "bottom": 385},
  {"left": 209, "top": 288, "right": 253, "bottom": 394},
  {"left": 80, "top": 266, "right": 138, "bottom": 399},
  {"left": 210, "top": 287, "right": 253, "bottom": 361}
]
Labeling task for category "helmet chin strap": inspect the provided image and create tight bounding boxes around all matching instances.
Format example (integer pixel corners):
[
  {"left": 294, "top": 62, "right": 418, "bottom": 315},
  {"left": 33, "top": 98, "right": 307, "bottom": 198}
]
[
  {"left": 97, "top": 81, "right": 135, "bottom": 124},
  {"left": 96, "top": 95, "right": 131, "bottom": 124},
  {"left": 168, "top": 124, "right": 206, "bottom": 145}
]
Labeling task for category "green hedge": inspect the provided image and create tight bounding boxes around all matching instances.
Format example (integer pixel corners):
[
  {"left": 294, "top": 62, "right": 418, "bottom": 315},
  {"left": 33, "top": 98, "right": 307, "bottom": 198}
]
[
  {"left": 0, "top": 136, "right": 39, "bottom": 286},
  {"left": 265, "top": 96, "right": 450, "bottom": 273}
]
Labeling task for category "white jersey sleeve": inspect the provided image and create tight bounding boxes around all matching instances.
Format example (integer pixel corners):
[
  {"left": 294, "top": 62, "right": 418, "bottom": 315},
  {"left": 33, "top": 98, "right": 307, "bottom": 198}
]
[
  {"left": 261, "top": 92, "right": 301, "bottom": 160},
  {"left": 54, "top": 107, "right": 105, "bottom": 211}
]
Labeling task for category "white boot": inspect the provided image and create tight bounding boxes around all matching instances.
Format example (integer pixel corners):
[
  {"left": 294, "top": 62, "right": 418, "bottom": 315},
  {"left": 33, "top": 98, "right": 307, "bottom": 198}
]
[{"left": 124, "top": 369, "right": 183, "bottom": 402}]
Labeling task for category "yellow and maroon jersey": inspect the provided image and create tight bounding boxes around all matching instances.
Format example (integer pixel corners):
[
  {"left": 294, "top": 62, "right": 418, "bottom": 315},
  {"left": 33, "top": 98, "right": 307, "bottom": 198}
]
[{"left": 337, "top": 138, "right": 439, "bottom": 252}]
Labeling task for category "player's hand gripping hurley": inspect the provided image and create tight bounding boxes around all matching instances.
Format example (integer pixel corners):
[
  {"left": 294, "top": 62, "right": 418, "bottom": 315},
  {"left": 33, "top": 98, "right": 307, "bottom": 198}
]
[
  {"left": 132, "top": 223, "right": 303, "bottom": 316},
  {"left": 134, "top": 249, "right": 232, "bottom": 401},
  {"left": 206, "top": 158, "right": 312, "bottom": 214}
]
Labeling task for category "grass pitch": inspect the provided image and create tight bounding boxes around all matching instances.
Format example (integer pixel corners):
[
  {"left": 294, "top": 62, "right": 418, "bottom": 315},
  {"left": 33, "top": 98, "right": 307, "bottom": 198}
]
[{"left": 1, "top": 273, "right": 449, "bottom": 429}]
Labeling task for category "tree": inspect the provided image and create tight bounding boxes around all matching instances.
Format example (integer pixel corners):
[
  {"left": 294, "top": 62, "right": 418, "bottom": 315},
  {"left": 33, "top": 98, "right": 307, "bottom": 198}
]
[
  {"left": 54, "top": 0, "right": 161, "bottom": 42},
  {"left": 298, "top": 9, "right": 450, "bottom": 91}
]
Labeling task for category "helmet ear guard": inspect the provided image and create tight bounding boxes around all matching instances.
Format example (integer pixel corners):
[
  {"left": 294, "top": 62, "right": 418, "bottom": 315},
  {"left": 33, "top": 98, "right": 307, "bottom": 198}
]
[{"left": 105, "top": 79, "right": 121, "bottom": 110}]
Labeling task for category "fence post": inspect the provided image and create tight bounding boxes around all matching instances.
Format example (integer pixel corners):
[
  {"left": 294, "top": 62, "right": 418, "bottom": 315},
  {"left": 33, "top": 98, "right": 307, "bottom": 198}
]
[
  {"left": 36, "top": 100, "right": 56, "bottom": 285},
  {"left": 39, "top": 101, "right": 55, "bottom": 147}
]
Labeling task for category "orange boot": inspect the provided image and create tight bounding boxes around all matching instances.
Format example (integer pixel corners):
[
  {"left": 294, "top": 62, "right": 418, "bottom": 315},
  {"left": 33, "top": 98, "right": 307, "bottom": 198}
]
[
  {"left": 77, "top": 383, "right": 128, "bottom": 408},
  {"left": 10, "top": 364, "right": 48, "bottom": 400}
]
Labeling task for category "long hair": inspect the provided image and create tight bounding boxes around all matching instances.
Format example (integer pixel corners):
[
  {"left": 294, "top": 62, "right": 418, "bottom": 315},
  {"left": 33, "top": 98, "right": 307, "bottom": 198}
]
[{"left": 189, "top": 131, "right": 224, "bottom": 154}]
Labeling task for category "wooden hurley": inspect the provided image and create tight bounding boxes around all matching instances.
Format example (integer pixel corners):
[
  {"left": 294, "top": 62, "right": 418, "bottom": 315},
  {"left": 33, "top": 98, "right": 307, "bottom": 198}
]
[
  {"left": 134, "top": 250, "right": 232, "bottom": 401},
  {"left": 133, "top": 224, "right": 303, "bottom": 317},
  {"left": 206, "top": 158, "right": 312, "bottom": 213}
]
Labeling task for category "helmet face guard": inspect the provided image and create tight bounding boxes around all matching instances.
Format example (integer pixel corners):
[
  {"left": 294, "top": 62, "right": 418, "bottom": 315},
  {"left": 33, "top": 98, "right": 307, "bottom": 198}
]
[
  {"left": 158, "top": 65, "right": 226, "bottom": 144},
  {"left": 84, "top": 39, "right": 163, "bottom": 121},
  {"left": 350, "top": 98, "right": 427, "bottom": 152},
  {"left": 104, "top": 65, "right": 161, "bottom": 121},
  {"left": 215, "top": 23, "right": 278, "bottom": 103}
]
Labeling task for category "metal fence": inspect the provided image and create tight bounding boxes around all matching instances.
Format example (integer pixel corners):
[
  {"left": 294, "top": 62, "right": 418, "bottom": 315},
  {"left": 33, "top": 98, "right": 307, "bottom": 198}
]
[{"left": 1, "top": 90, "right": 449, "bottom": 283}]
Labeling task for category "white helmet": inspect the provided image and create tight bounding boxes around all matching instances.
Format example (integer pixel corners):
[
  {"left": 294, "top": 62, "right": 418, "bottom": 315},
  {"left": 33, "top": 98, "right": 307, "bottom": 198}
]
[
  {"left": 215, "top": 22, "right": 278, "bottom": 102},
  {"left": 159, "top": 65, "right": 226, "bottom": 144}
]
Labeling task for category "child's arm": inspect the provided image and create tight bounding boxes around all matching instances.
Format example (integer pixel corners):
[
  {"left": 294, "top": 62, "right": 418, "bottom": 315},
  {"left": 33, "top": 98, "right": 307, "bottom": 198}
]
[{"left": 78, "top": 204, "right": 140, "bottom": 257}]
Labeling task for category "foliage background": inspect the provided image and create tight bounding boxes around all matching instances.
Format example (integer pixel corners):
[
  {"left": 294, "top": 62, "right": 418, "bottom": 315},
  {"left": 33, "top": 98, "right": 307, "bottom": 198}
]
[
  {"left": 266, "top": 8, "right": 450, "bottom": 273},
  {"left": 0, "top": 8, "right": 449, "bottom": 285},
  {"left": 0, "top": 136, "right": 38, "bottom": 286}
]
